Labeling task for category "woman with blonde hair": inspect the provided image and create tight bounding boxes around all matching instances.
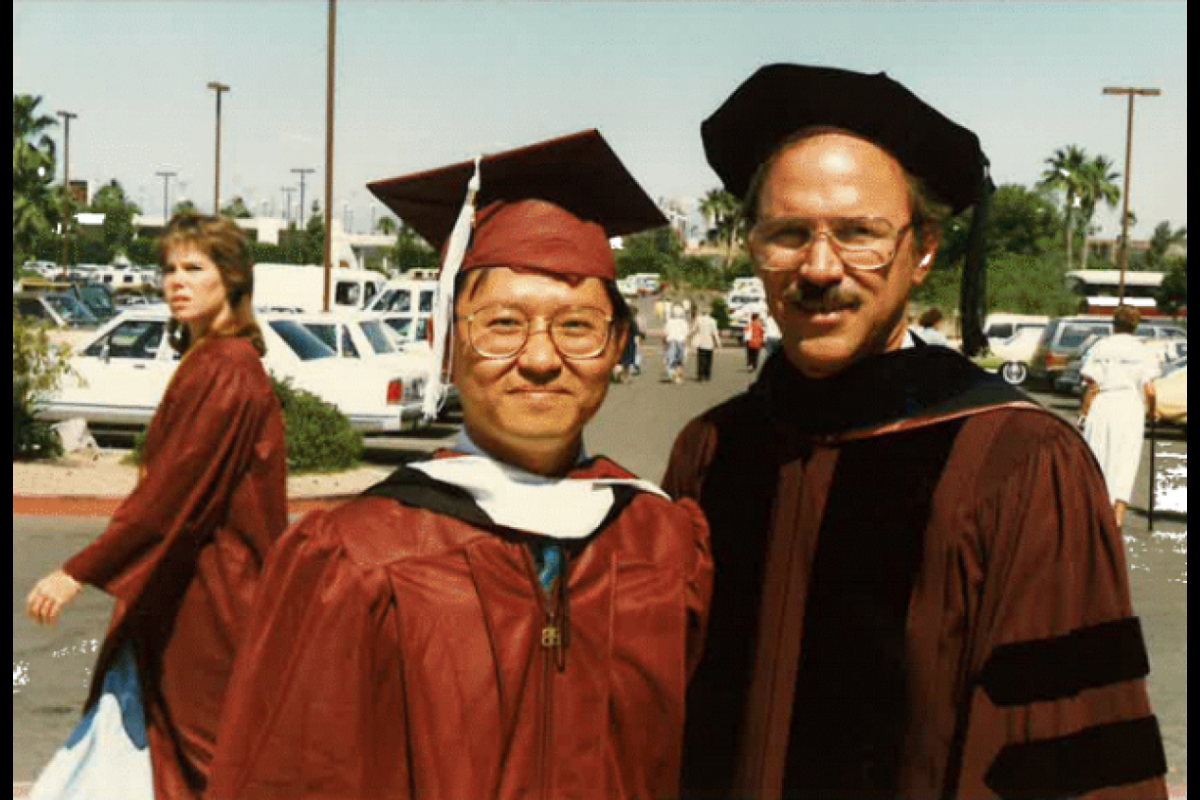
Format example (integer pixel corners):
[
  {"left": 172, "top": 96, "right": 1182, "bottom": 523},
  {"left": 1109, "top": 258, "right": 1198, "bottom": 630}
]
[{"left": 26, "top": 212, "right": 288, "bottom": 799}]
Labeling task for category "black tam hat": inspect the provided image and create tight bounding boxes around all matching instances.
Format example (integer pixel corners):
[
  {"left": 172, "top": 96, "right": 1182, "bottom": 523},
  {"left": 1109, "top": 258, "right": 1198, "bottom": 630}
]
[{"left": 702, "top": 64, "right": 995, "bottom": 355}]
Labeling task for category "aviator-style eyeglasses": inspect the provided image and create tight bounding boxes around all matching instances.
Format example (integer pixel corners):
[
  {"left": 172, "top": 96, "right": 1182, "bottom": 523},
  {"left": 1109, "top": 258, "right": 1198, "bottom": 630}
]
[
  {"left": 458, "top": 303, "right": 614, "bottom": 360},
  {"left": 748, "top": 216, "right": 916, "bottom": 272}
]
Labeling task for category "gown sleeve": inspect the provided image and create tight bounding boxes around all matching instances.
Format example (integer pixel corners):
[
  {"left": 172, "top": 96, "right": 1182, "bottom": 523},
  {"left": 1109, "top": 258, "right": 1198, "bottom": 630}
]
[
  {"left": 956, "top": 414, "right": 1167, "bottom": 799},
  {"left": 207, "top": 509, "right": 409, "bottom": 800},
  {"left": 63, "top": 342, "right": 279, "bottom": 601}
]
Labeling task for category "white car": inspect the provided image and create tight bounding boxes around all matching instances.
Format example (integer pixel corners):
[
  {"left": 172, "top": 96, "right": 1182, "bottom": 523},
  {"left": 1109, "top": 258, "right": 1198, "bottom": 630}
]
[
  {"left": 37, "top": 307, "right": 427, "bottom": 433},
  {"left": 291, "top": 310, "right": 430, "bottom": 367},
  {"left": 988, "top": 326, "right": 1045, "bottom": 386}
]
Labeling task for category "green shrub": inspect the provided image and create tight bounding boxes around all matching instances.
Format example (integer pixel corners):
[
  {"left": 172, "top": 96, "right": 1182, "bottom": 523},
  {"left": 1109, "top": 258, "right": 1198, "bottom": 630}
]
[
  {"left": 709, "top": 297, "right": 731, "bottom": 330},
  {"left": 13, "top": 313, "right": 71, "bottom": 459},
  {"left": 271, "top": 375, "right": 363, "bottom": 473}
]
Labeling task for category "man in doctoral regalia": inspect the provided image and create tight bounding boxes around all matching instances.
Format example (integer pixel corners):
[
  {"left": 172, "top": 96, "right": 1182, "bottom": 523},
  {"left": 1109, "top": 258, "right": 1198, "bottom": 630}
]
[{"left": 664, "top": 64, "right": 1167, "bottom": 800}]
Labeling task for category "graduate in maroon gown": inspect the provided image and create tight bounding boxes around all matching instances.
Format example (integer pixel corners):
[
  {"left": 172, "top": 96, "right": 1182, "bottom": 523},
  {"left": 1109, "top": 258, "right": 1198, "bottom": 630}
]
[
  {"left": 207, "top": 131, "right": 712, "bottom": 799},
  {"left": 27, "top": 213, "right": 288, "bottom": 799},
  {"left": 664, "top": 65, "right": 1167, "bottom": 799}
]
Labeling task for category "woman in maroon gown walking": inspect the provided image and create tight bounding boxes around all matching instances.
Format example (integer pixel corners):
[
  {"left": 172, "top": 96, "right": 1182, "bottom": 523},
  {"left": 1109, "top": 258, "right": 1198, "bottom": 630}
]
[{"left": 26, "top": 213, "right": 288, "bottom": 799}]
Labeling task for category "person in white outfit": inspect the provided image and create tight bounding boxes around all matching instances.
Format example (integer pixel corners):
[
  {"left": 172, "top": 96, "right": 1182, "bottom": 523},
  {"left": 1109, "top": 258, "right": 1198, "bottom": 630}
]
[
  {"left": 691, "top": 306, "right": 722, "bottom": 381},
  {"left": 664, "top": 304, "right": 690, "bottom": 383},
  {"left": 1078, "top": 305, "right": 1160, "bottom": 527}
]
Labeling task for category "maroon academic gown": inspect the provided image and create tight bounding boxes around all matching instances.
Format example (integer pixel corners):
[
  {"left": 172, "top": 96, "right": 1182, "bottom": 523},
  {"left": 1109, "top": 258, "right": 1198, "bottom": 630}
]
[
  {"left": 207, "top": 455, "right": 713, "bottom": 800},
  {"left": 63, "top": 335, "right": 288, "bottom": 800},
  {"left": 664, "top": 347, "right": 1167, "bottom": 800}
]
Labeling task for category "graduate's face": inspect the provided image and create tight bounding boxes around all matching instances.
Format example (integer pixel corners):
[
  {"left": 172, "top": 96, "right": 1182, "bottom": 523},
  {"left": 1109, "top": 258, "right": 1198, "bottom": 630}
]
[
  {"left": 753, "top": 132, "right": 937, "bottom": 378},
  {"left": 162, "top": 245, "right": 233, "bottom": 338},
  {"left": 452, "top": 267, "right": 624, "bottom": 475}
]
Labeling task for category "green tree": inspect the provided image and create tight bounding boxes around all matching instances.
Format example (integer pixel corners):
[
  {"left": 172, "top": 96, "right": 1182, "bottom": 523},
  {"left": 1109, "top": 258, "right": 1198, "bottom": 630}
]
[
  {"left": 375, "top": 216, "right": 398, "bottom": 236},
  {"left": 1075, "top": 155, "right": 1121, "bottom": 269},
  {"left": 89, "top": 179, "right": 142, "bottom": 260},
  {"left": 699, "top": 188, "right": 745, "bottom": 268},
  {"left": 614, "top": 227, "right": 680, "bottom": 281},
  {"left": 221, "top": 196, "right": 253, "bottom": 219},
  {"left": 1038, "top": 145, "right": 1090, "bottom": 269},
  {"left": 1155, "top": 258, "right": 1187, "bottom": 318},
  {"left": 1139, "top": 222, "right": 1187, "bottom": 271},
  {"left": 13, "top": 94, "right": 60, "bottom": 272},
  {"left": 390, "top": 224, "right": 439, "bottom": 272}
]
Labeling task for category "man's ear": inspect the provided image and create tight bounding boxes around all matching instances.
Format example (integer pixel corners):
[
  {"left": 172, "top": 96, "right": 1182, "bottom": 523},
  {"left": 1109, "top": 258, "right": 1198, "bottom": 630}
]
[{"left": 911, "top": 226, "right": 941, "bottom": 285}]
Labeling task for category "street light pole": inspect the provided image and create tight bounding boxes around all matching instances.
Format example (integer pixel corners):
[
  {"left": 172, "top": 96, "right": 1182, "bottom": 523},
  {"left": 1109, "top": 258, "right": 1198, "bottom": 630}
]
[
  {"left": 322, "top": 0, "right": 338, "bottom": 311},
  {"left": 156, "top": 170, "right": 178, "bottom": 222},
  {"left": 1102, "top": 86, "right": 1161, "bottom": 303},
  {"left": 56, "top": 110, "right": 77, "bottom": 268},
  {"left": 282, "top": 187, "right": 297, "bottom": 225},
  {"left": 292, "top": 168, "right": 315, "bottom": 229},
  {"left": 208, "top": 81, "right": 230, "bottom": 215}
]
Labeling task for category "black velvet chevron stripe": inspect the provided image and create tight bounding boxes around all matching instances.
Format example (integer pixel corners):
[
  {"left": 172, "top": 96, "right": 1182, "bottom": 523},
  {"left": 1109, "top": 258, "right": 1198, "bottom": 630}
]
[
  {"left": 783, "top": 420, "right": 964, "bottom": 799},
  {"left": 985, "top": 716, "right": 1167, "bottom": 799},
  {"left": 979, "top": 617, "right": 1150, "bottom": 706}
]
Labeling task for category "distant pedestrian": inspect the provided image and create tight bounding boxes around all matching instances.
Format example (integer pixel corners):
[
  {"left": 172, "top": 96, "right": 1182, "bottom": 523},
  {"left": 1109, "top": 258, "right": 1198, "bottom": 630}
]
[
  {"left": 25, "top": 212, "right": 288, "bottom": 800},
  {"left": 912, "top": 306, "right": 951, "bottom": 347},
  {"left": 744, "top": 312, "right": 765, "bottom": 371},
  {"left": 912, "top": 307, "right": 950, "bottom": 347},
  {"left": 664, "top": 304, "right": 690, "bottom": 382},
  {"left": 615, "top": 309, "right": 644, "bottom": 383},
  {"left": 692, "top": 305, "right": 722, "bottom": 381},
  {"left": 1079, "top": 304, "right": 1161, "bottom": 527}
]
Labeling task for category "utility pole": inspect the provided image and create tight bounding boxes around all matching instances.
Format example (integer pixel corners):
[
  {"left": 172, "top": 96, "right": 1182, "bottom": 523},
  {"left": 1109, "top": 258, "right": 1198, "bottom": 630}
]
[
  {"left": 56, "top": 110, "right": 77, "bottom": 268},
  {"left": 208, "top": 81, "right": 231, "bottom": 214},
  {"left": 322, "top": 0, "right": 338, "bottom": 311},
  {"left": 292, "top": 168, "right": 315, "bottom": 229},
  {"left": 1102, "top": 86, "right": 1161, "bottom": 303},
  {"left": 156, "top": 170, "right": 178, "bottom": 222}
]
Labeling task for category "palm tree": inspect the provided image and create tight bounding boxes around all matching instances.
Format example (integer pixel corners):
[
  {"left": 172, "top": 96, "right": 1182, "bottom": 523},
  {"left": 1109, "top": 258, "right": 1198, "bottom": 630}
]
[
  {"left": 375, "top": 216, "right": 398, "bottom": 236},
  {"left": 13, "top": 94, "right": 60, "bottom": 269},
  {"left": 1076, "top": 155, "right": 1121, "bottom": 269},
  {"left": 699, "top": 188, "right": 743, "bottom": 269},
  {"left": 1038, "top": 145, "right": 1089, "bottom": 268}
]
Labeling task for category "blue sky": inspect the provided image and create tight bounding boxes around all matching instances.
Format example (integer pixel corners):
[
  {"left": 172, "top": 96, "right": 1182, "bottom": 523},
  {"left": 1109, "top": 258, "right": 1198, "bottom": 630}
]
[{"left": 13, "top": 2, "right": 1187, "bottom": 240}]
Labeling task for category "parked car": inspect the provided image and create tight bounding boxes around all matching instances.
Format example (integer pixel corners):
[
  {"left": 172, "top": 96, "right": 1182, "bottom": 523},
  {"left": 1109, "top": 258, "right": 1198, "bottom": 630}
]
[
  {"left": 36, "top": 307, "right": 427, "bottom": 433},
  {"left": 1053, "top": 333, "right": 1187, "bottom": 397},
  {"left": 1153, "top": 360, "right": 1187, "bottom": 427},
  {"left": 1028, "top": 316, "right": 1114, "bottom": 389},
  {"left": 14, "top": 291, "right": 101, "bottom": 330},
  {"left": 983, "top": 313, "right": 1049, "bottom": 347},
  {"left": 988, "top": 325, "right": 1044, "bottom": 386},
  {"left": 292, "top": 309, "right": 433, "bottom": 378}
]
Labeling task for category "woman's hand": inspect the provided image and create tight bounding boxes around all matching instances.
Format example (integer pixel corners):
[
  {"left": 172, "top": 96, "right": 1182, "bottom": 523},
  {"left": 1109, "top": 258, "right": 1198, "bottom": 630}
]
[{"left": 26, "top": 570, "right": 84, "bottom": 625}]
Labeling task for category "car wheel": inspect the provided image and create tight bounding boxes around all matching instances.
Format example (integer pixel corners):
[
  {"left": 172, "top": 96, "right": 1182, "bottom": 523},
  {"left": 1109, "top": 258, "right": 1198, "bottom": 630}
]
[{"left": 1000, "top": 361, "right": 1028, "bottom": 386}]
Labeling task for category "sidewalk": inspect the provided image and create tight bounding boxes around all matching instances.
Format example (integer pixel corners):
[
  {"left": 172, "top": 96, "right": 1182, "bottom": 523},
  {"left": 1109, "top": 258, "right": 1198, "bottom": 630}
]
[{"left": 12, "top": 450, "right": 391, "bottom": 517}]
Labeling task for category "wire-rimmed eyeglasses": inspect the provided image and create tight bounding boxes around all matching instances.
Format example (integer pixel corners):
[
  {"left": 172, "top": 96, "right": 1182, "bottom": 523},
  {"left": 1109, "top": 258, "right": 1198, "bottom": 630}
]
[
  {"left": 748, "top": 216, "right": 916, "bottom": 271},
  {"left": 458, "top": 303, "right": 615, "bottom": 360}
]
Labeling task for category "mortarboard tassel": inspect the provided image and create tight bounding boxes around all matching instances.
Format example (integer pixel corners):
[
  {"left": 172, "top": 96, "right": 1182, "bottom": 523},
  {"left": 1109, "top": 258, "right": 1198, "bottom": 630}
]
[{"left": 422, "top": 157, "right": 481, "bottom": 421}]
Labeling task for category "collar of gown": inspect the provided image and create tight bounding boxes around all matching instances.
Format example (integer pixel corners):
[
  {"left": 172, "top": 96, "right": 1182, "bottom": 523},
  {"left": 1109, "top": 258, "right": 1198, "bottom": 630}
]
[
  {"left": 407, "top": 429, "right": 669, "bottom": 539},
  {"left": 750, "top": 339, "right": 1027, "bottom": 439}
]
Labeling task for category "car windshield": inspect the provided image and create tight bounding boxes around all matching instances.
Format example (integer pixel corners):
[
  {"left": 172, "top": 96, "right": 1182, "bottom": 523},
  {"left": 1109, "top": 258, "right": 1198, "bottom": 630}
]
[
  {"left": 44, "top": 294, "right": 100, "bottom": 325},
  {"left": 359, "top": 320, "right": 398, "bottom": 355},
  {"left": 78, "top": 286, "right": 116, "bottom": 317},
  {"left": 375, "top": 288, "right": 412, "bottom": 313},
  {"left": 1060, "top": 324, "right": 1109, "bottom": 350},
  {"left": 268, "top": 319, "right": 336, "bottom": 361}
]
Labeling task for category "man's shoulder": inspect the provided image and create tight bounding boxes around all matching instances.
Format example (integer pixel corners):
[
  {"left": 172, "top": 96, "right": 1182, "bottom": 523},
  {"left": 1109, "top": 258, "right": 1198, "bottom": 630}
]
[{"left": 307, "top": 492, "right": 487, "bottom": 568}]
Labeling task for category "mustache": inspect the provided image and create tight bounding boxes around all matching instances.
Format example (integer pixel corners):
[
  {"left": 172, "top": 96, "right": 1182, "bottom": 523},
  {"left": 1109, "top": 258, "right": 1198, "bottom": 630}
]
[{"left": 781, "top": 283, "right": 864, "bottom": 314}]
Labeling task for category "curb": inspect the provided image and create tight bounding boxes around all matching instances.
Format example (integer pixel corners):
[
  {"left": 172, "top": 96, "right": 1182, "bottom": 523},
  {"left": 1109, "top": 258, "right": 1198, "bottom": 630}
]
[{"left": 13, "top": 493, "right": 357, "bottom": 518}]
